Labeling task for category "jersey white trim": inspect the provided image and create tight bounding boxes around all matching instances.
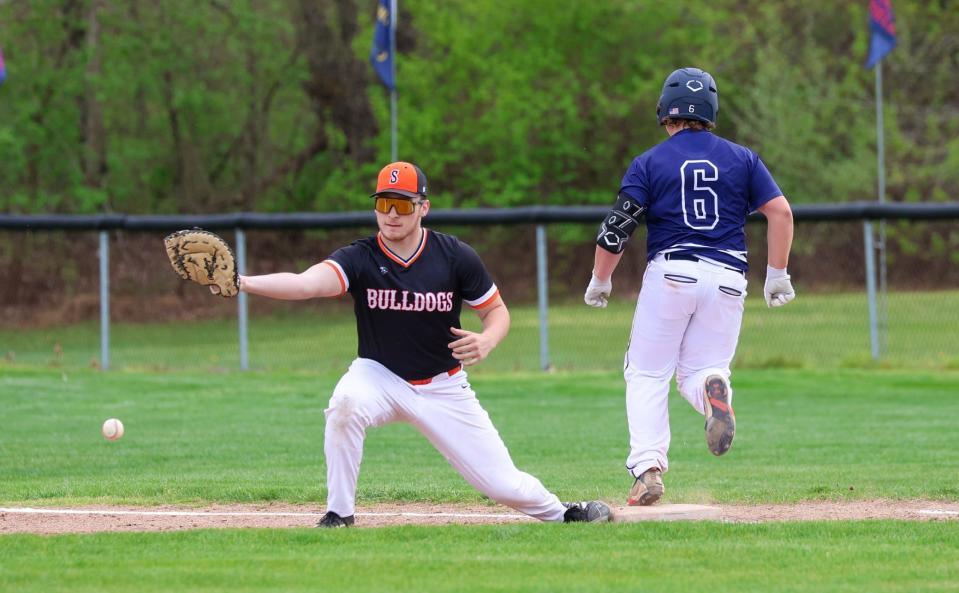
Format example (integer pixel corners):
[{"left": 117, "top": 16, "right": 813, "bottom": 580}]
[
  {"left": 663, "top": 242, "right": 748, "bottom": 263},
  {"left": 464, "top": 284, "right": 498, "bottom": 308},
  {"left": 323, "top": 259, "right": 349, "bottom": 293}
]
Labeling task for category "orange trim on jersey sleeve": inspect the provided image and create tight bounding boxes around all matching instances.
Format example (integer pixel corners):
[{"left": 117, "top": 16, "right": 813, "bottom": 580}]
[
  {"left": 470, "top": 289, "right": 500, "bottom": 310},
  {"left": 321, "top": 260, "right": 347, "bottom": 295}
]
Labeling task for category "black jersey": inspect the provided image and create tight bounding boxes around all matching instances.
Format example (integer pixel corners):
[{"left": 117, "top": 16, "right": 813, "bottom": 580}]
[{"left": 325, "top": 229, "right": 499, "bottom": 381}]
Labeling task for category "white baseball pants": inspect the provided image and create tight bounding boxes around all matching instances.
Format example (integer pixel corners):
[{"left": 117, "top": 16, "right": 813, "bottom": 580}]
[
  {"left": 324, "top": 357, "right": 567, "bottom": 521},
  {"left": 624, "top": 255, "right": 748, "bottom": 478}
]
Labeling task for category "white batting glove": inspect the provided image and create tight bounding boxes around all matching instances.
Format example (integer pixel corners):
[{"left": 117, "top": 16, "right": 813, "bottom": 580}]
[
  {"left": 764, "top": 266, "right": 795, "bottom": 308},
  {"left": 584, "top": 274, "right": 612, "bottom": 308}
]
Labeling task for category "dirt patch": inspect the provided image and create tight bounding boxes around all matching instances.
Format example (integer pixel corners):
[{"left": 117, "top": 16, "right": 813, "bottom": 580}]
[
  {"left": 1, "top": 500, "right": 957, "bottom": 534},
  {"left": 719, "top": 500, "right": 959, "bottom": 523},
  {"left": 0, "top": 503, "right": 532, "bottom": 534}
]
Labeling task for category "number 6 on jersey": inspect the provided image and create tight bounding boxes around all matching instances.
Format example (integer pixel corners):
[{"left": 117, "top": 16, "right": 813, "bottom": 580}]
[{"left": 680, "top": 159, "right": 719, "bottom": 230}]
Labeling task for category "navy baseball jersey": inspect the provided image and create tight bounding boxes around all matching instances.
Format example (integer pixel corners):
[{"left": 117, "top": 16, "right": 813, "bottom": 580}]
[
  {"left": 619, "top": 129, "right": 782, "bottom": 271},
  {"left": 324, "top": 229, "right": 499, "bottom": 381}
]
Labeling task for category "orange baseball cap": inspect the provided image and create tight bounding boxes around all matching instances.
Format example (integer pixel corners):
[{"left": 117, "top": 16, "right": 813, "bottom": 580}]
[{"left": 371, "top": 162, "right": 428, "bottom": 200}]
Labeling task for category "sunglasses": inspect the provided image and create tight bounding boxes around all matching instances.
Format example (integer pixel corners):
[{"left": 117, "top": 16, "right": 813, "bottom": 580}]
[{"left": 374, "top": 196, "right": 422, "bottom": 215}]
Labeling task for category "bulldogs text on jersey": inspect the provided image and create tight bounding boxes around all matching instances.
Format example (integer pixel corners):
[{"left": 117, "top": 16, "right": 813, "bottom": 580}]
[{"left": 326, "top": 229, "right": 499, "bottom": 381}]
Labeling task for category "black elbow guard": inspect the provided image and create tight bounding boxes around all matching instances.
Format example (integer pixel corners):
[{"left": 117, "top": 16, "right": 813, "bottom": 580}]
[{"left": 596, "top": 193, "right": 646, "bottom": 254}]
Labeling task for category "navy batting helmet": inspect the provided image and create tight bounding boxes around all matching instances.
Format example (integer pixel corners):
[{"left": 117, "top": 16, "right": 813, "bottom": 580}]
[{"left": 655, "top": 67, "right": 719, "bottom": 126}]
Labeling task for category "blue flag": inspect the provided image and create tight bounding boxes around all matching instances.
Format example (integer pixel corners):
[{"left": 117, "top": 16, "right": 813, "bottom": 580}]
[
  {"left": 866, "top": 0, "right": 896, "bottom": 69},
  {"left": 370, "top": 0, "right": 394, "bottom": 90},
  {"left": 0, "top": 47, "right": 6, "bottom": 86}
]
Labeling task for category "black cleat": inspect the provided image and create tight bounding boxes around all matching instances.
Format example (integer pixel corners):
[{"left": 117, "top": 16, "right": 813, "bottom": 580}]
[
  {"left": 562, "top": 501, "right": 612, "bottom": 523},
  {"left": 704, "top": 374, "right": 736, "bottom": 456},
  {"left": 317, "top": 510, "right": 355, "bottom": 528}
]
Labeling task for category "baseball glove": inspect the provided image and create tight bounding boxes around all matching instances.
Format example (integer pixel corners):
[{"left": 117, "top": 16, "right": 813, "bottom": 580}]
[{"left": 163, "top": 229, "right": 239, "bottom": 297}]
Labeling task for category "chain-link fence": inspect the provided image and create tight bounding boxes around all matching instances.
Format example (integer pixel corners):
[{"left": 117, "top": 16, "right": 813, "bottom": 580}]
[{"left": 1, "top": 209, "right": 957, "bottom": 374}]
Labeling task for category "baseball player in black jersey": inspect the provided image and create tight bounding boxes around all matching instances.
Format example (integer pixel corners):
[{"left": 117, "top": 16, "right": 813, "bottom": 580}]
[{"left": 239, "top": 162, "right": 610, "bottom": 527}]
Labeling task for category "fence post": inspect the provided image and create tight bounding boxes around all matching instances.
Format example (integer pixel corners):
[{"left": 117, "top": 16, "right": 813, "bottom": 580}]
[
  {"left": 875, "top": 64, "right": 889, "bottom": 357},
  {"left": 863, "top": 220, "right": 880, "bottom": 360},
  {"left": 536, "top": 224, "right": 550, "bottom": 370},
  {"left": 236, "top": 228, "right": 249, "bottom": 371},
  {"left": 98, "top": 230, "right": 110, "bottom": 370}
]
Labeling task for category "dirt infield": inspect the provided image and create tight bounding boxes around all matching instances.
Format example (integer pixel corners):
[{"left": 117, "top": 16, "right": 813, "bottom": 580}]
[{"left": 1, "top": 500, "right": 957, "bottom": 534}]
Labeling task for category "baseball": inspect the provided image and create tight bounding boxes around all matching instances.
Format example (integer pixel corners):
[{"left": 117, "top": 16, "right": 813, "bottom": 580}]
[{"left": 101, "top": 418, "right": 124, "bottom": 441}]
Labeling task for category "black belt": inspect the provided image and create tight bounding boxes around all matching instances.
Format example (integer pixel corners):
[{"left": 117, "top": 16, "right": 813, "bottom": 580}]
[{"left": 663, "top": 252, "right": 745, "bottom": 276}]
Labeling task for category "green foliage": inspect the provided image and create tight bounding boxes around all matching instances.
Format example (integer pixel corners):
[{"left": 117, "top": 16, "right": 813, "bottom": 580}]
[
  {"left": 395, "top": 1, "right": 684, "bottom": 207},
  {"left": 0, "top": 0, "right": 956, "bottom": 213}
]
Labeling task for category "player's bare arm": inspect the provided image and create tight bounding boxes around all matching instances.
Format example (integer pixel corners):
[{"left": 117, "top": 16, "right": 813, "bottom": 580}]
[
  {"left": 448, "top": 295, "right": 509, "bottom": 367},
  {"left": 758, "top": 196, "right": 796, "bottom": 307},
  {"left": 758, "top": 196, "right": 794, "bottom": 269},
  {"left": 592, "top": 246, "right": 624, "bottom": 282},
  {"left": 239, "top": 261, "right": 344, "bottom": 300}
]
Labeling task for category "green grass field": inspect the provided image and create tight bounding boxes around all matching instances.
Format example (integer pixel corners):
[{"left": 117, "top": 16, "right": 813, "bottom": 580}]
[
  {"left": 1, "top": 364, "right": 958, "bottom": 591},
  {"left": 2, "top": 367, "right": 959, "bottom": 504},
  {"left": 3, "top": 523, "right": 958, "bottom": 593},
  {"left": 3, "top": 291, "right": 959, "bottom": 372},
  {"left": 2, "top": 296, "right": 958, "bottom": 592}
]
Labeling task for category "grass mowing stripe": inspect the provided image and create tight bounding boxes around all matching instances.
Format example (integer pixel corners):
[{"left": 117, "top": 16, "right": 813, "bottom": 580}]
[
  {"left": 0, "top": 367, "right": 957, "bottom": 505},
  {"left": 3, "top": 291, "right": 959, "bottom": 372},
  {"left": 1, "top": 522, "right": 958, "bottom": 593}
]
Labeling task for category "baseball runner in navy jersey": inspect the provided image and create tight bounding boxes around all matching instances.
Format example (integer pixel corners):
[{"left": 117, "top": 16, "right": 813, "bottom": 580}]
[
  {"left": 584, "top": 68, "right": 796, "bottom": 506},
  {"left": 240, "top": 162, "right": 610, "bottom": 527}
]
